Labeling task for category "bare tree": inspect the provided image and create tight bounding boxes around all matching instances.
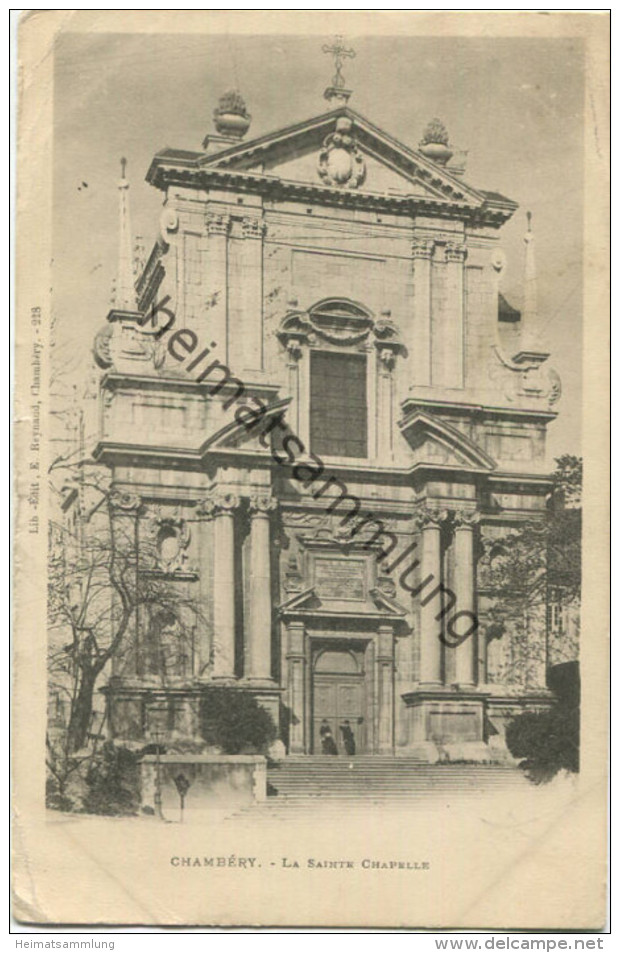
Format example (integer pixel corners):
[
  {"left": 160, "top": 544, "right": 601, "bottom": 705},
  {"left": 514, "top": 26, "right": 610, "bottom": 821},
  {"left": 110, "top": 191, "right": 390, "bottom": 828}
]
[
  {"left": 479, "top": 456, "right": 582, "bottom": 687},
  {"left": 48, "top": 470, "right": 203, "bottom": 754}
]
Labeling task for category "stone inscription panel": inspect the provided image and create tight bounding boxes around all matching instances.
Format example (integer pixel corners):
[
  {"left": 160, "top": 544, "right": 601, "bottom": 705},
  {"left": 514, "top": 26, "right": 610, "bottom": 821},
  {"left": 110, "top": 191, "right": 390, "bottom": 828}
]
[{"left": 314, "top": 558, "right": 365, "bottom": 601}]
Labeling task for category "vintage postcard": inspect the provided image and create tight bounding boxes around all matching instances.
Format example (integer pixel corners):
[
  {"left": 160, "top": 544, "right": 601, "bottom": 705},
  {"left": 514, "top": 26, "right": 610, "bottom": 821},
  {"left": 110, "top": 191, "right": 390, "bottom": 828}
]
[{"left": 13, "top": 10, "right": 609, "bottom": 930}]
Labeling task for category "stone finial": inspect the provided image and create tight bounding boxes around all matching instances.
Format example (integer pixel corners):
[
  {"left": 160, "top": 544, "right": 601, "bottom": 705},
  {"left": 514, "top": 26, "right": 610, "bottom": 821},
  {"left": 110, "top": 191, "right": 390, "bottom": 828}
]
[
  {"left": 418, "top": 119, "right": 453, "bottom": 166},
  {"left": 213, "top": 89, "right": 251, "bottom": 139}
]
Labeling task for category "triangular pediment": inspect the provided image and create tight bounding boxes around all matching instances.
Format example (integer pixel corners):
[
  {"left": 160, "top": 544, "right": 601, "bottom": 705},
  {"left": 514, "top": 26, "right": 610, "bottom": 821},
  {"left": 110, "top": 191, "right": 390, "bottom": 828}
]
[
  {"left": 200, "top": 107, "right": 484, "bottom": 205},
  {"left": 399, "top": 410, "right": 496, "bottom": 471},
  {"left": 278, "top": 585, "right": 410, "bottom": 633}
]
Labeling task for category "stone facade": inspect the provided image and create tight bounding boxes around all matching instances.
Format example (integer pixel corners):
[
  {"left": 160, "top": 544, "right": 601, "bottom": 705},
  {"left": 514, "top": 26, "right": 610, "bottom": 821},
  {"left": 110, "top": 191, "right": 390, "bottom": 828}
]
[{"left": 93, "top": 99, "right": 560, "bottom": 760}]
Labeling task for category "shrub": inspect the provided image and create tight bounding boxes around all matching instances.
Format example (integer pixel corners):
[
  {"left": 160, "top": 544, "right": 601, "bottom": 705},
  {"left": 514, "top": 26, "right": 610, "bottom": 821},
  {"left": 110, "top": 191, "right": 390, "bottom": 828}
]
[
  {"left": 45, "top": 776, "right": 77, "bottom": 813},
  {"left": 199, "top": 688, "right": 277, "bottom": 755},
  {"left": 505, "top": 704, "right": 579, "bottom": 784},
  {"left": 82, "top": 742, "right": 141, "bottom": 816}
]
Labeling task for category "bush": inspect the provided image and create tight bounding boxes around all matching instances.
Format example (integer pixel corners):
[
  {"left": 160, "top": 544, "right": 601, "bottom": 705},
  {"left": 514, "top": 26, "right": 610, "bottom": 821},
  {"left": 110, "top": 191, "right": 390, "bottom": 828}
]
[
  {"left": 505, "top": 704, "right": 579, "bottom": 784},
  {"left": 199, "top": 688, "right": 277, "bottom": 755},
  {"left": 46, "top": 776, "right": 77, "bottom": 813},
  {"left": 82, "top": 742, "right": 141, "bottom": 816}
]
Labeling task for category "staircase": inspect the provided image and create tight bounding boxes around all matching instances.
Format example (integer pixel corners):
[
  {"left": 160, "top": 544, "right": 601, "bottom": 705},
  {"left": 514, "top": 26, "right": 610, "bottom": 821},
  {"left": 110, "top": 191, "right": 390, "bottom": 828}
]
[{"left": 267, "top": 756, "right": 524, "bottom": 801}]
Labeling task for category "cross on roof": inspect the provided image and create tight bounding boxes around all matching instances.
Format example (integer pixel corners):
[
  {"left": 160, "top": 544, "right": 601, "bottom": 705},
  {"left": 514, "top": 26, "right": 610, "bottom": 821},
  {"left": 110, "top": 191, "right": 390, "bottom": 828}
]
[{"left": 322, "top": 35, "right": 356, "bottom": 89}]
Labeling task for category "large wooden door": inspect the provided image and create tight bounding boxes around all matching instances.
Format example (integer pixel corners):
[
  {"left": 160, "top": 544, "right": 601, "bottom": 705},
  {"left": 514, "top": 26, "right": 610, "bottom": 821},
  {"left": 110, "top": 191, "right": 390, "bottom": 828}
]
[{"left": 312, "top": 647, "right": 366, "bottom": 754}]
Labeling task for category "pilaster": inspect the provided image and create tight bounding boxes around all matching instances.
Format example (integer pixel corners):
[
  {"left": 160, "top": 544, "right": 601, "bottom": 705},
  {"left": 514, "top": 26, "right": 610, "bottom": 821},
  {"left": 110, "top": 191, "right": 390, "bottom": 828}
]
[
  {"left": 377, "top": 624, "right": 395, "bottom": 752},
  {"left": 238, "top": 216, "right": 266, "bottom": 373},
  {"left": 376, "top": 347, "right": 396, "bottom": 461},
  {"left": 205, "top": 210, "right": 231, "bottom": 362},
  {"left": 286, "top": 621, "right": 306, "bottom": 754},
  {"left": 410, "top": 237, "right": 434, "bottom": 387},
  {"left": 432, "top": 241, "right": 466, "bottom": 389}
]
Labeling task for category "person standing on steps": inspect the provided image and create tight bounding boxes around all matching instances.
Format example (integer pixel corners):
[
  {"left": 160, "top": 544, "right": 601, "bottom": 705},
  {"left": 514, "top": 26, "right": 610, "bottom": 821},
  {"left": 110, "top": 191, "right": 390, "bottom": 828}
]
[
  {"left": 320, "top": 719, "right": 338, "bottom": 755},
  {"left": 340, "top": 720, "right": 356, "bottom": 756}
]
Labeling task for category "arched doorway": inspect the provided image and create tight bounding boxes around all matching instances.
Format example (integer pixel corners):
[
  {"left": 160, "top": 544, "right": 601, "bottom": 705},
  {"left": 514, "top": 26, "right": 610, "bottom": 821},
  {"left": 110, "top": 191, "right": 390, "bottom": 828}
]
[{"left": 311, "top": 645, "right": 366, "bottom": 754}]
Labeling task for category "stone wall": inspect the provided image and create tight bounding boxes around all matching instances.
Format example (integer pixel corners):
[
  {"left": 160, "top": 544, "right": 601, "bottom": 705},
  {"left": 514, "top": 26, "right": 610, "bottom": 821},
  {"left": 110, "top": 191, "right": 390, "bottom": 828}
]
[{"left": 139, "top": 754, "right": 267, "bottom": 818}]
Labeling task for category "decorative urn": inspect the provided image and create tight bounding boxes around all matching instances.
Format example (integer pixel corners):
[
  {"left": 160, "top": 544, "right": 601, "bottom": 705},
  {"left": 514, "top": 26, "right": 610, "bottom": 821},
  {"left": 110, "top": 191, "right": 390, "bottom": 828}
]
[
  {"left": 418, "top": 118, "right": 453, "bottom": 166},
  {"left": 213, "top": 90, "right": 251, "bottom": 140}
]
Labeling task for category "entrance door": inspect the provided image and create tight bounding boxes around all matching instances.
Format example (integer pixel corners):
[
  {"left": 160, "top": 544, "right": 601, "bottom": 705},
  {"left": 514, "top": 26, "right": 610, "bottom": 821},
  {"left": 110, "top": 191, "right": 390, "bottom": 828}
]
[{"left": 312, "top": 647, "right": 366, "bottom": 754}]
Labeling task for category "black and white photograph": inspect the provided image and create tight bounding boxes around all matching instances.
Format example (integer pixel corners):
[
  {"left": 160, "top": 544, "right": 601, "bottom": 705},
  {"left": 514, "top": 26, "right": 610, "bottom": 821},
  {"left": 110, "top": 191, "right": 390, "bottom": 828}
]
[{"left": 13, "top": 10, "right": 609, "bottom": 932}]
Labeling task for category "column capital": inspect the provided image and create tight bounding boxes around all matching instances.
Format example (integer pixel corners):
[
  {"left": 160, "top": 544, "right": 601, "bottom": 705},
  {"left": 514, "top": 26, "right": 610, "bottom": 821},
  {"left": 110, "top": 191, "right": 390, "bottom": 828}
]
[
  {"left": 411, "top": 237, "right": 435, "bottom": 260},
  {"left": 444, "top": 241, "right": 467, "bottom": 263},
  {"left": 414, "top": 505, "right": 449, "bottom": 530},
  {"left": 206, "top": 211, "right": 231, "bottom": 237},
  {"left": 241, "top": 216, "right": 267, "bottom": 240},
  {"left": 377, "top": 346, "right": 397, "bottom": 372},
  {"left": 286, "top": 340, "right": 303, "bottom": 362},
  {"left": 197, "top": 487, "right": 239, "bottom": 517},
  {"left": 249, "top": 491, "right": 278, "bottom": 515},
  {"left": 451, "top": 508, "right": 481, "bottom": 529}
]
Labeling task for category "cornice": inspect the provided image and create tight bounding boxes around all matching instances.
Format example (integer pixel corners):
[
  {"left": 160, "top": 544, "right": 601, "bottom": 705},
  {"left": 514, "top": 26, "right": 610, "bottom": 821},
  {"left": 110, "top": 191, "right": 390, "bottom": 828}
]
[
  {"left": 93, "top": 434, "right": 554, "bottom": 498},
  {"left": 146, "top": 163, "right": 515, "bottom": 227},
  {"left": 400, "top": 395, "right": 558, "bottom": 424},
  {"left": 99, "top": 370, "right": 281, "bottom": 400}
]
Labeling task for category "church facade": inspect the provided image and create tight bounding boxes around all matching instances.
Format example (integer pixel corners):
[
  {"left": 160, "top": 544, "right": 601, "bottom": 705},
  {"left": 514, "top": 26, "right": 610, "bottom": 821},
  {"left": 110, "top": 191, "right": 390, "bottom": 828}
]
[{"left": 93, "top": 75, "right": 561, "bottom": 760}]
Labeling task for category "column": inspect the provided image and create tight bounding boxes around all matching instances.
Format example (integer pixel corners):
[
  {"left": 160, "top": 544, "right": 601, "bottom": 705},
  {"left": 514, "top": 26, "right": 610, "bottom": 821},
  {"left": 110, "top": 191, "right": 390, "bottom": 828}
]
[
  {"left": 210, "top": 489, "right": 238, "bottom": 679},
  {"left": 443, "top": 538, "right": 457, "bottom": 685},
  {"left": 410, "top": 237, "right": 434, "bottom": 386},
  {"left": 377, "top": 625, "right": 395, "bottom": 752},
  {"left": 247, "top": 491, "right": 277, "bottom": 681},
  {"left": 286, "top": 621, "right": 306, "bottom": 754},
  {"left": 194, "top": 498, "right": 215, "bottom": 677},
  {"left": 205, "top": 210, "right": 230, "bottom": 362},
  {"left": 453, "top": 510, "right": 479, "bottom": 686},
  {"left": 418, "top": 510, "right": 444, "bottom": 685}
]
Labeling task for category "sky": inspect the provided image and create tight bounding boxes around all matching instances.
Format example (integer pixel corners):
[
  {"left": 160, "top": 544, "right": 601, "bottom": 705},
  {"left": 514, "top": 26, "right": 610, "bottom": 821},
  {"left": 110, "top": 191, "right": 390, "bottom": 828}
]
[{"left": 52, "top": 29, "right": 584, "bottom": 460}]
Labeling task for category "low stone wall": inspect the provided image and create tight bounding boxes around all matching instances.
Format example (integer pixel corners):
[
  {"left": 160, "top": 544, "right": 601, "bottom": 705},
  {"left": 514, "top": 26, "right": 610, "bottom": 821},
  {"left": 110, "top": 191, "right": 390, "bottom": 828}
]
[{"left": 140, "top": 754, "right": 266, "bottom": 820}]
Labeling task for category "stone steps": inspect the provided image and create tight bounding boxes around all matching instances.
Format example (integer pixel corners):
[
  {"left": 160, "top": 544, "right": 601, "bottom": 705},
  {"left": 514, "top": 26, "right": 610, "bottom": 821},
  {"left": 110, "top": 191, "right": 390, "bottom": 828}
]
[{"left": 267, "top": 760, "right": 524, "bottom": 799}]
